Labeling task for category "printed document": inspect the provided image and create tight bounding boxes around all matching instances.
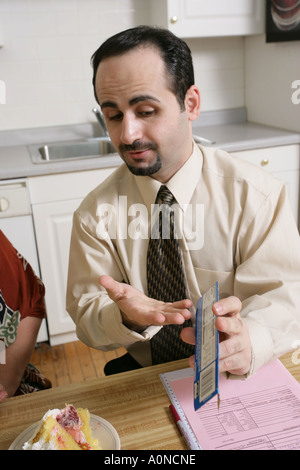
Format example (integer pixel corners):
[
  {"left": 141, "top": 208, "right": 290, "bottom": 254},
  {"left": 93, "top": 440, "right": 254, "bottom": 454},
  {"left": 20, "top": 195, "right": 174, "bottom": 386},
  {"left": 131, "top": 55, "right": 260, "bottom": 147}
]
[{"left": 161, "top": 360, "right": 300, "bottom": 450}]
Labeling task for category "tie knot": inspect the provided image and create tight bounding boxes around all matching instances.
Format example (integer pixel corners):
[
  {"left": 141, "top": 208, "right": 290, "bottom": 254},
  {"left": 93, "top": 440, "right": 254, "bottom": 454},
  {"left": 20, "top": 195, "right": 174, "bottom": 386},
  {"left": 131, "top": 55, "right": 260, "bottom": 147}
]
[{"left": 157, "top": 185, "right": 175, "bottom": 206}]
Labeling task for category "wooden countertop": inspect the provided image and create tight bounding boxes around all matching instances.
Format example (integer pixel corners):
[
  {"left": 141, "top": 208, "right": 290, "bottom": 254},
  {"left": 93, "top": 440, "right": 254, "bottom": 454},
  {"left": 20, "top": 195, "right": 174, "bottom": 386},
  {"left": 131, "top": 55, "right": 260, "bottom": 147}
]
[
  {"left": 0, "top": 352, "right": 299, "bottom": 451},
  {"left": 0, "top": 359, "right": 190, "bottom": 451}
]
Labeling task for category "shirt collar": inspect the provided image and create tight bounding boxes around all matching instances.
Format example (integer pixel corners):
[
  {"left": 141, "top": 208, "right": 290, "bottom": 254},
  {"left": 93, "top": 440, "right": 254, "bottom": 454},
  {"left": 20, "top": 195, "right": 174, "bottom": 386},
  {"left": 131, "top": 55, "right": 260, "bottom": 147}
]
[
  {"left": 134, "top": 141, "right": 203, "bottom": 211},
  {"left": 167, "top": 142, "right": 203, "bottom": 209}
]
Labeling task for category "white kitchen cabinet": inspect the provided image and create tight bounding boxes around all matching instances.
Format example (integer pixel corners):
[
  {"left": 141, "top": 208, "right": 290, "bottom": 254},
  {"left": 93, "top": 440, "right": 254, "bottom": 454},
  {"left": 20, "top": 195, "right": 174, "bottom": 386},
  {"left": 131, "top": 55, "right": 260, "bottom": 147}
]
[
  {"left": 31, "top": 198, "right": 81, "bottom": 345},
  {"left": 28, "top": 167, "right": 116, "bottom": 346},
  {"left": 150, "top": 0, "right": 265, "bottom": 38},
  {"left": 232, "top": 144, "right": 300, "bottom": 228}
]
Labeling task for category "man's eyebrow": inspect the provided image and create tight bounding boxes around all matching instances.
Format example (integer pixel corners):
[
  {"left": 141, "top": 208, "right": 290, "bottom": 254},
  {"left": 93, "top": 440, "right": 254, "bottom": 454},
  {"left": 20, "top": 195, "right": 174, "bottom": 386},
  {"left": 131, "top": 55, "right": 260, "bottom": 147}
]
[
  {"left": 129, "top": 95, "right": 161, "bottom": 106},
  {"left": 101, "top": 101, "right": 118, "bottom": 109},
  {"left": 101, "top": 95, "right": 160, "bottom": 110}
]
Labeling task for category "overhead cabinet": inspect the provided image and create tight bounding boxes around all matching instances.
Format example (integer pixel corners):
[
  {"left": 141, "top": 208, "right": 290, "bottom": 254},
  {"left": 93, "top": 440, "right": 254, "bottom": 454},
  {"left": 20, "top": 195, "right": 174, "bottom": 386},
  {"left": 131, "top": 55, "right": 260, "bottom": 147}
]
[{"left": 150, "top": 0, "right": 265, "bottom": 38}]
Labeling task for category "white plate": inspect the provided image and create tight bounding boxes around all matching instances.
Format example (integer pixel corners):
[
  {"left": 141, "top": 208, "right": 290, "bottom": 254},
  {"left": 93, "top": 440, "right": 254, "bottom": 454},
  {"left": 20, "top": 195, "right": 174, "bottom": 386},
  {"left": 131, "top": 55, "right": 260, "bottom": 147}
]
[{"left": 9, "top": 414, "right": 120, "bottom": 450}]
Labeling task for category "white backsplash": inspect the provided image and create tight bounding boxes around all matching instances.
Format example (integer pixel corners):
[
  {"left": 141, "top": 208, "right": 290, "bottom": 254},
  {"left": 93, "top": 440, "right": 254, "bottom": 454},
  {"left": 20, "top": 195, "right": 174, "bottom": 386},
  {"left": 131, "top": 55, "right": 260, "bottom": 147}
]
[
  {"left": 245, "top": 35, "right": 300, "bottom": 133},
  {"left": 0, "top": 0, "right": 245, "bottom": 130}
]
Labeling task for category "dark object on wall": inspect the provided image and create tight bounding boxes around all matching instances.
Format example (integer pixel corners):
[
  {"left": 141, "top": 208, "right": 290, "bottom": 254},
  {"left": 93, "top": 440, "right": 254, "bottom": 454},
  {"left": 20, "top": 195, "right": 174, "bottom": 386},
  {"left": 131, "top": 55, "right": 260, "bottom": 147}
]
[{"left": 266, "top": 0, "right": 300, "bottom": 42}]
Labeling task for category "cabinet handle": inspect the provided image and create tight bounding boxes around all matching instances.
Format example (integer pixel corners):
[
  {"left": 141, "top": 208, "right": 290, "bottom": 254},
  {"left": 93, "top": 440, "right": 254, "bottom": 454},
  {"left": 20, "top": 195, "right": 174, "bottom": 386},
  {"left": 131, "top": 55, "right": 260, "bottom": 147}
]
[
  {"left": 0, "top": 197, "right": 9, "bottom": 212},
  {"left": 261, "top": 159, "right": 269, "bottom": 167},
  {"left": 170, "top": 16, "right": 178, "bottom": 24}
]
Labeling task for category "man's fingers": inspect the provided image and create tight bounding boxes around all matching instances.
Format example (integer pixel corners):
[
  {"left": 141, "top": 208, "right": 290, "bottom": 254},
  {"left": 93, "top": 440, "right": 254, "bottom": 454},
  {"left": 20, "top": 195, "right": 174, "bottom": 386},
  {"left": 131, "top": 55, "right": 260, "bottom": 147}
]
[
  {"left": 213, "top": 296, "right": 242, "bottom": 317},
  {"left": 99, "top": 275, "right": 192, "bottom": 326},
  {"left": 219, "top": 335, "right": 243, "bottom": 358},
  {"left": 99, "top": 275, "right": 121, "bottom": 298},
  {"left": 150, "top": 304, "right": 192, "bottom": 325},
  {"left": 163, "top": 299, "right": 193, "bottom": 322},
  {"left": 172, "top": 299, "right": 193, "bottom": 309},
  {"left": 181, "top": 326, "right": 195, "bottom": 345},
  {"left": 215, "top": 314, "right": 244, "bottom": 335},
  {"left": 218, "top": 319, "right": 252, "bottom": 376},
  {"left": 99, "top": 274, "right": 115, "bottom": 288},
  {"left": 219, "top": 351, "right": 251, "bottom": 376}
]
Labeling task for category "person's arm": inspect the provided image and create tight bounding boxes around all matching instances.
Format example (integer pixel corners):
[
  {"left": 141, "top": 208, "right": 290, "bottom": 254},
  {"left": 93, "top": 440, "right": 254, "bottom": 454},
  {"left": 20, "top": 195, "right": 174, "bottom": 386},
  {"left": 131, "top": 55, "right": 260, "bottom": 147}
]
[
  {"left": 0, "top": 384, "right": 7, "bottom": 403},
  {"left": 0, "top": 316, "right": 42, "bottom": 397},
  {"left": 67, "top": 209, "right": 193, "bottom": 350},
  {"left": 182, "top": 184, "right": 300, "bottom": 377}
]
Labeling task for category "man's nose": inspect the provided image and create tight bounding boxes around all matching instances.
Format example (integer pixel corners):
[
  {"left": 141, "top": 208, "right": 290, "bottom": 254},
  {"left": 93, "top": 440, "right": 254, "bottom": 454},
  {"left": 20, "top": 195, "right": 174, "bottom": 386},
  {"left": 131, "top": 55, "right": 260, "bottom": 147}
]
[{"left": 120, "top": 115, "right": 143, "bottom": 145}]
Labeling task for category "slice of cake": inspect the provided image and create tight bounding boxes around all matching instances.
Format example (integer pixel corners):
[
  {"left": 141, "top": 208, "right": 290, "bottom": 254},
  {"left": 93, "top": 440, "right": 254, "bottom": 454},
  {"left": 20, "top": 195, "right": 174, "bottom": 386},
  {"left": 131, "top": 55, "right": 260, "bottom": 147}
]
[{"left": 23, "top": 404, "right": 101, "bottom": 450}]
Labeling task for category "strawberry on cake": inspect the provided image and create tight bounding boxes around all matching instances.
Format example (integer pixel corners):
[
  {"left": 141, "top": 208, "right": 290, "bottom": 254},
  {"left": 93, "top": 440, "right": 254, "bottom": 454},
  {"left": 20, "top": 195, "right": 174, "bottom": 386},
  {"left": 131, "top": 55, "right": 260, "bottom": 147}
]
[{"left": 23, "top": 404, "right": 101, "bottom": 450}]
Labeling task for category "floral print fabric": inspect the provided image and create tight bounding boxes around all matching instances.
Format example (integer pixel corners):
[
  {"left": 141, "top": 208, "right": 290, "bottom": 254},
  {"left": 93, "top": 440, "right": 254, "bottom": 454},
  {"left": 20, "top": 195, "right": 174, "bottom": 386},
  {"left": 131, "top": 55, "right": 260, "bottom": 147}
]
[{"left": 0, "top": 291, "right": 21, "bottom": 347}]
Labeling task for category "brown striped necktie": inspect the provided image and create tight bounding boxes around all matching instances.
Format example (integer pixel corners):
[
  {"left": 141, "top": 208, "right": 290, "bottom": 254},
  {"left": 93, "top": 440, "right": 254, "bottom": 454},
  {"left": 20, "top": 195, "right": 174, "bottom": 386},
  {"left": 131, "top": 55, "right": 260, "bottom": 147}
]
[{"left": 147, "top": 185, "right": 194, "bottom": 365}]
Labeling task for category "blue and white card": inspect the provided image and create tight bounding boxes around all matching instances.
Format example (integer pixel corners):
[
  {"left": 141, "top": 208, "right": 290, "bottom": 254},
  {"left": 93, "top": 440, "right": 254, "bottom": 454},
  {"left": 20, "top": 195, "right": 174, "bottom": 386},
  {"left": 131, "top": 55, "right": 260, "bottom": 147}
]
[{"left": 194, "top": 282, "right": 220, "bottom": 411}]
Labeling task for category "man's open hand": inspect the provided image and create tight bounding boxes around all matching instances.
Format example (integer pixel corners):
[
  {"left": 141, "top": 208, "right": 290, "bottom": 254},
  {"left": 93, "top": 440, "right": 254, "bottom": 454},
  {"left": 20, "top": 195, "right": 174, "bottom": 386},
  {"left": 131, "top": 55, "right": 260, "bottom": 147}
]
[{"left": 99, "top": 275, "right": 192, "bottom": 331}]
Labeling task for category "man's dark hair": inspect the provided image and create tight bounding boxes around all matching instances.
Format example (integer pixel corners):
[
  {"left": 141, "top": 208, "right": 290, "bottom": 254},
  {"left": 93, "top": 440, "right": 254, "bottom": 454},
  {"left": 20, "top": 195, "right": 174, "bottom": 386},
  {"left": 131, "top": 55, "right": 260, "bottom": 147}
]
[{"left": 91, "top": 25, "right": 195, "bottom": 110}]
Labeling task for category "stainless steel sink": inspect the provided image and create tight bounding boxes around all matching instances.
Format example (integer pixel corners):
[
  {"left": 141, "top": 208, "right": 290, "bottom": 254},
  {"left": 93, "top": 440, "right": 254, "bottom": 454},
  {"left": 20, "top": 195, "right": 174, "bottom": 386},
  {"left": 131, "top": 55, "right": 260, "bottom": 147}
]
[{"left": 28, "top": 137, "right": 116, "bottom": 163}]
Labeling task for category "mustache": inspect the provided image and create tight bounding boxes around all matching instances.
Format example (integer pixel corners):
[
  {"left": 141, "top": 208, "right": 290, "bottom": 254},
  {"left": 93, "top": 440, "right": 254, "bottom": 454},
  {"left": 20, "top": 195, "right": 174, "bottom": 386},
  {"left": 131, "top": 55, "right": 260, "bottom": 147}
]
[{"left": 119, "top": 140, "right": 158, "bottom": 153}]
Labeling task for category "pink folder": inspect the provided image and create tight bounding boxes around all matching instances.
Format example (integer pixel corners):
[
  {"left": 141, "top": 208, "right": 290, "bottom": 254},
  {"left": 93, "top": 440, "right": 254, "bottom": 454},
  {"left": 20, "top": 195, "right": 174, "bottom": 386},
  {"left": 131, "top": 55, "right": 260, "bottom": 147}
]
[{"left": 160, "top": 359, "right": 300, "bottom": 450}]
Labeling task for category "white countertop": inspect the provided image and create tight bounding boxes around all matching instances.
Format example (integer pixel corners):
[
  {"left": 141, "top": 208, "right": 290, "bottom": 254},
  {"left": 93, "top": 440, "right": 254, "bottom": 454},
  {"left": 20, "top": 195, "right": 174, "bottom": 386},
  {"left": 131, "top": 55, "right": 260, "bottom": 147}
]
[
  {"left": 193, "top": 121, "right": 300, "bottom": 152},
  {"left": 1, "top": 109, "right": 299, "bottom": 181}
]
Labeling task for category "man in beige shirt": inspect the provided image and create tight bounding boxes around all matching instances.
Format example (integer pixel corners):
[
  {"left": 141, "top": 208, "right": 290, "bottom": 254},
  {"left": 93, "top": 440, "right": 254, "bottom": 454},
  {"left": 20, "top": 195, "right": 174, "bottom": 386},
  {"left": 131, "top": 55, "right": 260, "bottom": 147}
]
[{"left": 66, "top": 26, "right": 300, "bottom": 377}]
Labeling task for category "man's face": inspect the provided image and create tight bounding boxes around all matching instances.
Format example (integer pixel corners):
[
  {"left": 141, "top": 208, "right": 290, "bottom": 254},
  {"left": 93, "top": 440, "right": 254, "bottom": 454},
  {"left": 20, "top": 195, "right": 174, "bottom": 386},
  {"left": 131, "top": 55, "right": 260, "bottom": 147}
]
[{"left": 95, "top": 47, "right": 195, "bottom": 183}]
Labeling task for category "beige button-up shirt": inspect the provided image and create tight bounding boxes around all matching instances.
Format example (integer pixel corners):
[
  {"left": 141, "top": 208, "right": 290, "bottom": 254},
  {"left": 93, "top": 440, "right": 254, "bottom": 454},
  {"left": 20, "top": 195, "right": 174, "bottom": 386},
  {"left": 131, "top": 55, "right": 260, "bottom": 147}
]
[{"left": 66, "top": 143, "right": 300, "bottom": 375}]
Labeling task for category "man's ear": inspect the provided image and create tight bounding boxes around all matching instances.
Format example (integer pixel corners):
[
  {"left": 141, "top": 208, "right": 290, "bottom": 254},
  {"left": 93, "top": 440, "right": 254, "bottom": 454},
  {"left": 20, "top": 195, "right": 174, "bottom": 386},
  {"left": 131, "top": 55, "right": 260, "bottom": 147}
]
[{"left": 185, "top": 85, "right": 201, "bottom": 122}]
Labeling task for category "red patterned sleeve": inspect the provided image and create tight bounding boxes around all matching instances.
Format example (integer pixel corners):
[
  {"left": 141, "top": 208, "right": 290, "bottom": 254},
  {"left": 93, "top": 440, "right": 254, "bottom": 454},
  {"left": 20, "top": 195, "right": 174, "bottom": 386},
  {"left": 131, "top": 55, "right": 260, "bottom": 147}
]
[{"left": 0, "top": 231, "right": 46, "bottom": 320}]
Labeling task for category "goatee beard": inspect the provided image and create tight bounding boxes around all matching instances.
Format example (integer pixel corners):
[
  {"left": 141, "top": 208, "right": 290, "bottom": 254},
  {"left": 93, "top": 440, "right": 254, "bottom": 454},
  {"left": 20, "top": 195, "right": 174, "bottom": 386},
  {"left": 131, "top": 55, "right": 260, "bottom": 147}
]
[
  {"left": 126, "top": 157, "right": 162, "bottom": 176},
  {"left": 119, "top": 140, "right": 162, "bottom": 176}
]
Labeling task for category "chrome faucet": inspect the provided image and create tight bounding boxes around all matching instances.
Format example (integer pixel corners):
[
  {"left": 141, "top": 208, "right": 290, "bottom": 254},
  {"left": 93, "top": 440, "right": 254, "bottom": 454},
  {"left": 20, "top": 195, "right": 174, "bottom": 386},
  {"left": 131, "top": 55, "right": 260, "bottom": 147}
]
[{"left": 92, "top": 107, "right": 109, "bottom": 138}]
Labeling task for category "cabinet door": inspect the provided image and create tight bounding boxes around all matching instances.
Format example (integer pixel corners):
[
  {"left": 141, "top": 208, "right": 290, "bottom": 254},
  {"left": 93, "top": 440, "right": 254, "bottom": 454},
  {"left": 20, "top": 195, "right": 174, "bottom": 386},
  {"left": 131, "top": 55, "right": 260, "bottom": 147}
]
[
  {"left": 232, "top": 145, "right": 300, "bottom": 228},
  {"left": 29, "top": 166, "right": 117, "bottom": 345},
  {"left": 32, "top": 199, "right": 82, "bottom": 345},
  {"left": 150, "top": 0, "right": 265, "bottom": 38}
]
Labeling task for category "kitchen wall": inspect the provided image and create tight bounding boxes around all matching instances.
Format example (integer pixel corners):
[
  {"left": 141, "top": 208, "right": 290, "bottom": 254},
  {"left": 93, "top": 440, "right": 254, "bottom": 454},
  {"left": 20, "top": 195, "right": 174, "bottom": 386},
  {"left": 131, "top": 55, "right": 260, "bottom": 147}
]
[
  {"left": 0, "top": 0, "right": 298, "bottom": 133},
  {"left": 245, "top": 35, "right": 300, "bottom": 133},
  {"left": 0, "top": 0, "right": 244, "bottom": 130}
]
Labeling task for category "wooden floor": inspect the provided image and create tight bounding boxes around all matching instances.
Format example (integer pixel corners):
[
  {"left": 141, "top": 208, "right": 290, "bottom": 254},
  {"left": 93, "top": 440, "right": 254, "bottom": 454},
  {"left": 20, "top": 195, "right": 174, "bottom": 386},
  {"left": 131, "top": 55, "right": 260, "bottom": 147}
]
[{"left": 30, "top": 341, "right": 127, "bottom": 388}]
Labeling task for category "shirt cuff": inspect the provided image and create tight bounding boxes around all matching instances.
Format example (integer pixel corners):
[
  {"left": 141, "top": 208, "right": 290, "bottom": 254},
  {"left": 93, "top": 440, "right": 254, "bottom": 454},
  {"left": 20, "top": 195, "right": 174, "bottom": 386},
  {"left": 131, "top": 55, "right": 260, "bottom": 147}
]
[
  {"left": 101, "top": 302, "right": 161, "bottom": 346},
  {"left": 243, "top": 318, "right": 274, "bottom": 377}
]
